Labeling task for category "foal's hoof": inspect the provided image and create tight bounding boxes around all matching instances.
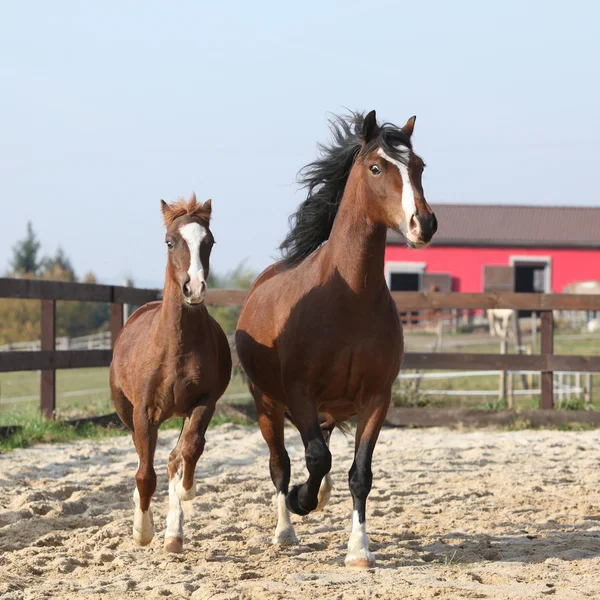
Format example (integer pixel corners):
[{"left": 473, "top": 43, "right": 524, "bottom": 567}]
[
  {"left": 345, "top": 551, "right": 376, "bottom": 569},
  {"left": 286, "top": 485, "right": 312, "bottom": 516},
  {"left": 133, "top": 534, "right": 153, "bottom": 547},
  {"left": 164, "top": 536, "right": 184, "bottom": 554},
  {"left": 272, "top": 528, "right": 299, "bottom": 546}
]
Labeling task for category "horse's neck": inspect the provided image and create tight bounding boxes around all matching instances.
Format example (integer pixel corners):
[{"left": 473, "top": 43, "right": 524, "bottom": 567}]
[
  {"left": 323, "top": 179, "right": 387, "bottom": 295},
  {"left": 158, "top": 275, "right": 209, "bottom": 347}
]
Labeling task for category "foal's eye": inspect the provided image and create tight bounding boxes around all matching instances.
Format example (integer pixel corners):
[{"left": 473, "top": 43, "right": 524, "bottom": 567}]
[
  {"left": 166, "top": 241, "right": 174, "bottom": 249},
  {"left": 369, "top": 164, "right": 381, "bottom": 175}
]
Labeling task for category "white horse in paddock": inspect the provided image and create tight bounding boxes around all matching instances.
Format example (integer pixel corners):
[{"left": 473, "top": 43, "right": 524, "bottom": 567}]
[{"left": 487, "top": 309, "right": 515, "bottom": 338}]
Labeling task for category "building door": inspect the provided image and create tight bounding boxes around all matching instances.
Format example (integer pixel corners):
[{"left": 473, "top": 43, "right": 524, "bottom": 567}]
[
  {"left": 389, "top": 272, "right": 420, "bottom": 324},
  {"left": 512, "top": 259, "right": 549, "bottom": 317},
  {"left": 390, "top": 272, "right": 420, "bottom": 291}
]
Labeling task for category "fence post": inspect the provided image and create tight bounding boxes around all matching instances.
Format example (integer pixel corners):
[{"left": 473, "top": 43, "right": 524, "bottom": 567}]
[
  {"left": 110, "top": 303, "right": 124, "bottom": 349},
  {"left": 540, "top": 310, "right": 554, "bottom": 409},
  {"left": 40, "top": 299, "right": 56, "bottom": 419}
]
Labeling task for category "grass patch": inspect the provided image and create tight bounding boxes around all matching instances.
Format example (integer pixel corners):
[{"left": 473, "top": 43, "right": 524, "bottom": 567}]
[{"left": 0, "top": 414, "right": 127, "bottom": 452}]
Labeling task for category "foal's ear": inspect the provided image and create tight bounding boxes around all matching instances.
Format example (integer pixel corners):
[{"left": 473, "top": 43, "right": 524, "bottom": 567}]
[
  {"left": 401, "top": 115, "right": 417, "bottom": 138},
  {"left": 202, "top": 199, "right": 212, "bottom": 220},
  {"left": 362, "top": 110, "right": 379, "bottom": 143},
  {"left": 160, "top": 199, "right": 174, "bottom": 226}
]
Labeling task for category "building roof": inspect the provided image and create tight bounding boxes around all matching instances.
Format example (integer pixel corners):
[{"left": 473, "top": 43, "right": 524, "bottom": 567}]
[{"left": 387, "top": 204, "right": 600, "bottom": 249}]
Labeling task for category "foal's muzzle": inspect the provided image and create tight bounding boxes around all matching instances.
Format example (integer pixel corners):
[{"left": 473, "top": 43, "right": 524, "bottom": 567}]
[{"left": 182, "top": 278, "right": 207, "bottom": 305}]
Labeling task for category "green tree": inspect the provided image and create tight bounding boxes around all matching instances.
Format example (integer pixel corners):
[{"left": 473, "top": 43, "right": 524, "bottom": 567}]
[
  {"left": 10, "top": 222, "right": 42, "bottom": 275},
  {"left": 41, "top": 247, "right": 76, "bottom": 281}
]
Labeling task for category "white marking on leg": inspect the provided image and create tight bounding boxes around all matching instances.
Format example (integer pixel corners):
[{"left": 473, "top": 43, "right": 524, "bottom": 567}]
[
  {"left": 179, "top": 222, "right": 207, "bottom": 303},
  {"left": 133, "top": 486, "right": 154, "bottom": 546},
  {"left": 345, "top": 510, "right": 375, "bottom": 568},
  {"left": 272, "top": 492, "right": 298, "bottom": 546},
  {"left": 164, "top": 469, "right": 184, "bottom": 552},
  {"left": 315, "top": 474, "right": 333, "bottom": 511},
  {"left": 176, "top": 473, "right": 197, "bottom": 501}
]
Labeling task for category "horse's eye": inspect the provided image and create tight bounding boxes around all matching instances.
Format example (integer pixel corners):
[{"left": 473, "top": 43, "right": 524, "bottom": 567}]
[
  {"left": 166, "top": 241, "right": 174, "bottom": 249},
  {"left": 370, "top": 164, "right": 381, "bottom": 175}
]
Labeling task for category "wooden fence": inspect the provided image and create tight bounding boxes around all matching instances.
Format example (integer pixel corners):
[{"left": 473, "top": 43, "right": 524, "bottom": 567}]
[{"left": 2, "top": 277, "right": 600, "bottom": 418}]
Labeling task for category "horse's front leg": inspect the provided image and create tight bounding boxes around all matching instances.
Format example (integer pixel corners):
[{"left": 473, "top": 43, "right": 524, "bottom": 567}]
[
  {"left": 285, "top": 392, "right": 332, "bottom": 517},
  {"left": 345, "top": 393, "right": 390, "bottom": 568},
  {"left": 164, "top": 403, "right": 214, "bottom": 553},
  {"left": 132, "top": 405, "right": 158, "bottom": 546}
]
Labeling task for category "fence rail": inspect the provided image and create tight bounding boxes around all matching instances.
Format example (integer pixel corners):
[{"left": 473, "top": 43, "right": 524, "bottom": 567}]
[{"left": 1, "top": 277, "right": 600, "bottom": 418}]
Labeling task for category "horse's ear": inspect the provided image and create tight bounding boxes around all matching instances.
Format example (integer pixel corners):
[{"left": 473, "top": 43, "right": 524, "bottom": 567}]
[
  {"left": 160, "top": 199, "right": 174, "bottom": 226},
  {"left": 362, "top": 110, "right": 379, "bottom": 143},
  {"left": 402, "top": 115, "right": 416, "bottom": 138},
  {"left": 202, "top": 198, "right": 212, "bottom": 219}
]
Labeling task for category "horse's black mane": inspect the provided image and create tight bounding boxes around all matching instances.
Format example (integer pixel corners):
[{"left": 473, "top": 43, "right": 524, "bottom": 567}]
[{"left": 279, "top": 111, "right": 412, "bottom": 268}]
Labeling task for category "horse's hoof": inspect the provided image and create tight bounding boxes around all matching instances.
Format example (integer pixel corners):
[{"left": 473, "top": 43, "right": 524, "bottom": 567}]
[
  {"left": 272, "top": 528, "right": 299, "bottom": 546},
  {"left": 133, "top": 534, "right": 153, "bottom": 547},
  {"left": 345, "top": 552, "right": 376, "bottom": 569},
  {"left": 164, "top": 537, "right": 184, "bottom": 553},
  {"left": 286, "top": 485, "right": 312, "bottom": 516}
]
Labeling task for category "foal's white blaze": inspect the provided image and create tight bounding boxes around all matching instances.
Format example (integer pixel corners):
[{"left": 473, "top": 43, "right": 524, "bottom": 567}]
[
  {"left": 345, "top": 510, "right": 375, "bottom": 568},
  {"left": 165, "top": 468, "right": 184, "bottom": 550},
  {"left": 377, "top": 147, "right": 417, "bottom": 236},
  {"left": 133, "top": 486, "right": 154, "bottom": 546},
  {"left": 272, "top": 492, "right": 298, "bottom": 546},
  {"left": 179, "top": 222, "right": 207, "bottom": 302}
]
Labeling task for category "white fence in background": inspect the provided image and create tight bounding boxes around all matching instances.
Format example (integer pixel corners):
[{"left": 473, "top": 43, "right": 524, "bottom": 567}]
[{"left": 0, "top": 331, "right": 112, "bottom": 352}]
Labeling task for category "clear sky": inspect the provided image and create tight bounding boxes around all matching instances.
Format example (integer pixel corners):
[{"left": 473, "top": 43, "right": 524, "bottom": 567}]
[{"left": 1, "top": 1, "right": 598, "bottom": 288}]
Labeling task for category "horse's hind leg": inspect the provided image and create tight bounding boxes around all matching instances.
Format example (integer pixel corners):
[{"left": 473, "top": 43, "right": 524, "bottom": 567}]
[
  {"left": 253, "top": 386, "right": 296, "bottom": 545},
  {"left": 345, "top": 393, "right": 390, "bottom": 569},
  {"left": 315, "top": 414, "right": 335, "bottom": 512},
  {"left": 132, "top": 405, "right": 158, "bottom": 546},
  {"left": 164, "top": 403, "right": 215, "bottom": 553}
]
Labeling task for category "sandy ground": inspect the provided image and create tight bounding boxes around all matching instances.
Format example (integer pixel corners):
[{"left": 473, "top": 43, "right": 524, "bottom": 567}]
[{"left": 1, "top": 425, "right": 600, "bottom": 600}]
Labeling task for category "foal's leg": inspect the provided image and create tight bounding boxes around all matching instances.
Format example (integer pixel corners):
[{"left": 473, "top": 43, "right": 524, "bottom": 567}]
[
  {"left": 132, "top": 406, "right": 158, "bottom": 546},
  {"left": 345, "top": 394, "right": 389, "bottom": 568},
  {"left": 254, "top": 389, "right": 296, "bottom": 545},
  {"left": 164, "top": 404, "right": 215, "bottom": 553},
  {"left": 164, "top": 420, "right": 186, "bottom": 553},
  {"left": 286, "top": 397, "right": 332, "bottom": 517}
]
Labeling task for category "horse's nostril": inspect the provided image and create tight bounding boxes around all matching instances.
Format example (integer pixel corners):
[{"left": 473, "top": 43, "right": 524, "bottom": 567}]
[
  {"left": 430, "top": 213, "right": 438, "bottom": 233},
  {"left": 182, "top": 283, "right": 191, "bottom": 297},
  {"left": 409, "top": 214, "right": 420, "bottom": 233}
]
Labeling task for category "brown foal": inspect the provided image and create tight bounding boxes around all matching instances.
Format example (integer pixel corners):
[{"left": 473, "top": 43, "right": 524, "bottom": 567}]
[
  {"left": 110, "top": 194, "right": 232, "bottom": 553},
  {"left": 236, "top": 111, "right": 436, "bottom": 567}
]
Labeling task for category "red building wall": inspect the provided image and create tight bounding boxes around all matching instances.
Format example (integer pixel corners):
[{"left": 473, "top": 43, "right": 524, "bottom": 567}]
[{"left": 384, "top": 245, "right": 600, "bottom": 293}]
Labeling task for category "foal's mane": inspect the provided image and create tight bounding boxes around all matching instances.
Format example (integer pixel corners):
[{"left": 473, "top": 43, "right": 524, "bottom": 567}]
[
  {"left": 279, "top": 112, "right": 412, "bottom": 268},
  {"left": 162, "top": 193, "right": 212, "bottom": 227}
]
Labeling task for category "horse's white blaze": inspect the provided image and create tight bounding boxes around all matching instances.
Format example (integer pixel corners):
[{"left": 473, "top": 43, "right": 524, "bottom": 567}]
[
  {"left": 133, "top": 486, "right": 154, "bottom": 545},
  {"left": 377, "top": 147, "right": 417, "bottom": 233},
  {"left": 272, "top": 492, "right": 298, "bottom": 545},
  {"left": 165, "top": 470, "right": 184, "bottom": 543},
  {"left": 345, "top": 510, "right": 375, "bottom": 567},
  {"left": 179, "top": 222, "right": 207, "bottom": 300}
]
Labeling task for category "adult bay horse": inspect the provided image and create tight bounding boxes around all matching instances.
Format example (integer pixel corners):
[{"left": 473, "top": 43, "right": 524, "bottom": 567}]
[
  {"left": 236, "top": 111, "right": 437, "bottom": 568},
  {"left": 110, "top": 194, "right": 232, "bottom": 553}
]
